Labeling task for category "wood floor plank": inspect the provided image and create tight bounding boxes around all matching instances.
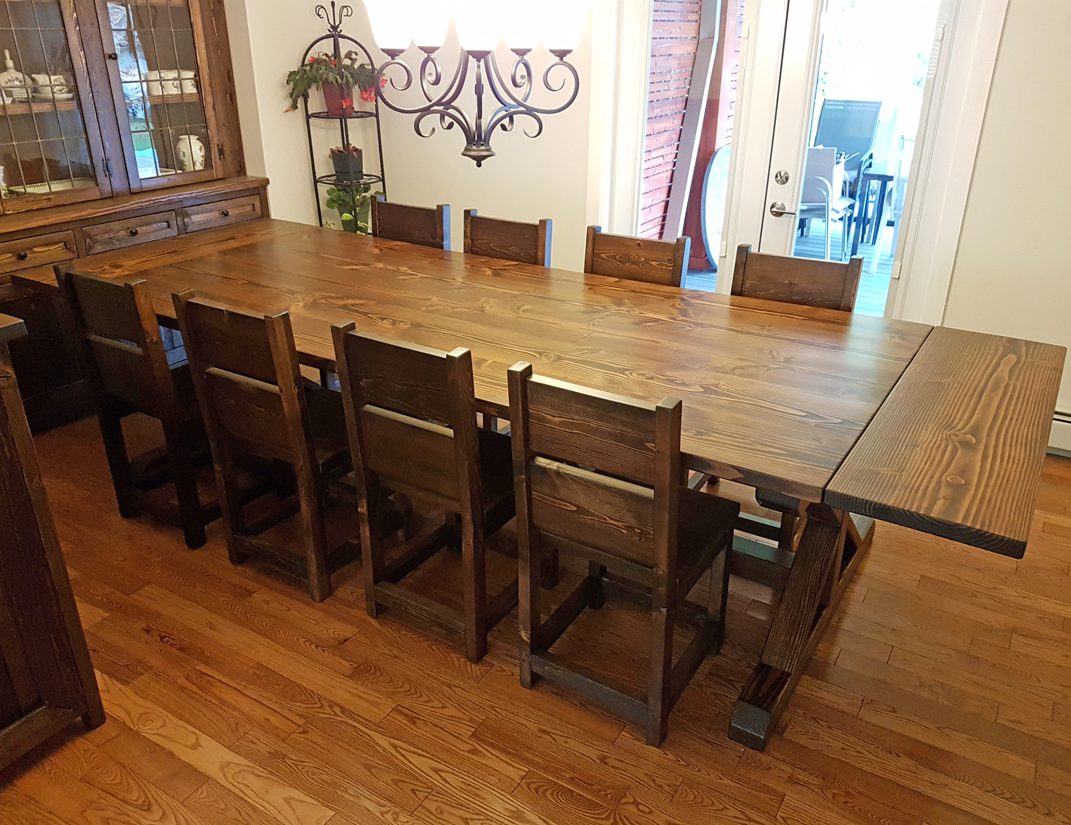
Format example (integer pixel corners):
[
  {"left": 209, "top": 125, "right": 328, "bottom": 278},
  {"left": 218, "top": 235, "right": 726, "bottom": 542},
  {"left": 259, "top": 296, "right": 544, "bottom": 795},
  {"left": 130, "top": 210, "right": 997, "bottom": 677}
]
[
  {"left": 96, "top": 672, "right": 337, "bottom": 825},
  {"left": 4, "top": 424, "right": 1070, "bottom": 825}
]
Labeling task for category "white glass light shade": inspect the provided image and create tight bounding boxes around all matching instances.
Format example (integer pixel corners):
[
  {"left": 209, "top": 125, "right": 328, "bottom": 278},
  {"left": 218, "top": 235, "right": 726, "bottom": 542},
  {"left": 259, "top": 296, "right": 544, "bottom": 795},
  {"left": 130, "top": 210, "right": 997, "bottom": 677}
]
[
  {"left": 499, "top": 1, "right": 541, "bottom": 51},
  {"left": 539, "top": 0, "right": 589, "bottom": 52},
  {"left": 410, "top": 0, "right": 452, "bottom": 50},
  {"left": 364, "top": 0, "right": 414, "bottom": 52},
  {"left": 454, "top": 0, "right": 502, "bottom": 52}
]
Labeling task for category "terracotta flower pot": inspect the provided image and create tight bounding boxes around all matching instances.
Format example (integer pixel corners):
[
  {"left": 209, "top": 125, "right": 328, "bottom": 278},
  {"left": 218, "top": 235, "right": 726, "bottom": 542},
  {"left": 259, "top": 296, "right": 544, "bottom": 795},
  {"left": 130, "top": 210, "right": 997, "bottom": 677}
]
[{"left": 322, "top": 83, "right": 354, "bottom": 116}]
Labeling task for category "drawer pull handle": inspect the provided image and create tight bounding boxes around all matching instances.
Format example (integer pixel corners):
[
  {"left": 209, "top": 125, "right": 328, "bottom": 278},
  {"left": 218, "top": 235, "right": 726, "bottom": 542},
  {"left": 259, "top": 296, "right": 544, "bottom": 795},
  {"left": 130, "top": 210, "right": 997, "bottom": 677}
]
[
  {"left": 221, "top": 209, "right": 231, "bottom": 217},
  {"left": 15, "top": 251, "right": 29, "bottom": 261},
  {"left": 129, "top": 227, "right": 140, "bottom": 236}
]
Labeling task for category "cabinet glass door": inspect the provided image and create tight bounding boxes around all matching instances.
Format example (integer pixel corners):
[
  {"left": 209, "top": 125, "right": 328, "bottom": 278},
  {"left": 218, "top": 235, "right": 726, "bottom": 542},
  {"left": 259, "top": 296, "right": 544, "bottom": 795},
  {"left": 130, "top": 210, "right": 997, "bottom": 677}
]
[
  {"left": 103, "top": 0, "right": 219, "bottom": 188},
  {"left": 0, "top": 0, "right": 110, "bottom": 212}
]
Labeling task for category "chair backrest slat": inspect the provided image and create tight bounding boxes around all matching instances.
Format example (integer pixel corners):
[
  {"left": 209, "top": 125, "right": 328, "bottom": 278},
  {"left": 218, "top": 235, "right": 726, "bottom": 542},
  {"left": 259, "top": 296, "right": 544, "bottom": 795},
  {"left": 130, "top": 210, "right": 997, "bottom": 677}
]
[
  {"left": 372, "top": 197, "right": 451, "bottom": 250},
  {"left": 509, "top": 363, "right": 682, "bottom": 571},
  {"left": 584, "top": 226, "right": 689, "bottom": 287},
  {"left": 524, "top": 376, "right": 659, "bottom": 486},
  {"left": 731, "top": 243, "right": 862, "bottom": 312},
  {"left": 463, "top": 209, "right": 552, "bottom": 267},
  {"left": 58, "top": 268, "right": 174, "bottom": 417},
  {"left": 528, "top": 457, "right": 655, "bottom": 565},
  {"left": 358, "top": 406, "right": 461, "bottom": 505},
  {"left": 174, "top": 293, "right": 311, "bottom": 465},
  {"left": 202, "top": 368, "right": 292, "bottom": 460},
  {"left": 333, "top": 323, "right": 480, "bottom": 514}
]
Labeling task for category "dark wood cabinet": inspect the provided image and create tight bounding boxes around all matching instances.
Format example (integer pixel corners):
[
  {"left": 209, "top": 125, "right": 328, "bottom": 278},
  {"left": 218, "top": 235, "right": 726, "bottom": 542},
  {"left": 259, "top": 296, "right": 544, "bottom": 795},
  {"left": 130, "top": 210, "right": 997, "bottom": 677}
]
[
  {"left": 0, "top": 314, "right": 103, "bottom": 771},
  {"left": 0, "top": 0, "right": 263, "bottom": 429}
]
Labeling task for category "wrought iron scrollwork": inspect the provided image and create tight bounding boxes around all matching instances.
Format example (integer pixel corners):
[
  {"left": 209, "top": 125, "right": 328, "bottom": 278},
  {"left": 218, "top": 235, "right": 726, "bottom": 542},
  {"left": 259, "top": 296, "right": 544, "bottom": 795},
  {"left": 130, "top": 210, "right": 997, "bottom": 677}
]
[
  {"left": 374, "top": 48, "right": 581, "bottom": 167},
  {"left": 315, "top": 2, "right": 353, "bottom": 35}
]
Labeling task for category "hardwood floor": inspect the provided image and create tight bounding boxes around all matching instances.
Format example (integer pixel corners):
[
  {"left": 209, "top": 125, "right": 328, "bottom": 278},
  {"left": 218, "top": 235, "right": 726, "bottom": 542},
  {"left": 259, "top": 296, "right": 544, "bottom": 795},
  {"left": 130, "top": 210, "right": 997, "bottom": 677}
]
[{"left": 3, "top": 414, "right": 1071, "bottom": 824}]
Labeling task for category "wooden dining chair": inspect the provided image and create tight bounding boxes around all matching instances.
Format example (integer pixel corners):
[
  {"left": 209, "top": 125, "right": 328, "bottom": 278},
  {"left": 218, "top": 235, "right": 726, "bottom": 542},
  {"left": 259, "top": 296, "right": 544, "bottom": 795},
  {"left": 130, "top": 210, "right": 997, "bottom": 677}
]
[
  {"left": 729, "top": 243, "right": 863, "bottom": 553},
  {"left": 333, "top": 323, "right": 517, "bottom": 662},
  {"left": 508, "top": 363, "right": 739, "bottom": 745},
  {"left": 584, "top": 226, "right": 690, "bottom": 287},
  {"left": 57, "top": 268, "right": 214, "bottom": 549},
  {"left": 463, "top": 209, "right": 553, "bottom": 267},
  {"left": 731, "top": 243, "right": 863, "bottom": 311},
  {"left": 371, "top": 196, "right": 451, "bottom": 250},
  {"left": 173, "top": 292, "right": 356, "bottom": 601}
]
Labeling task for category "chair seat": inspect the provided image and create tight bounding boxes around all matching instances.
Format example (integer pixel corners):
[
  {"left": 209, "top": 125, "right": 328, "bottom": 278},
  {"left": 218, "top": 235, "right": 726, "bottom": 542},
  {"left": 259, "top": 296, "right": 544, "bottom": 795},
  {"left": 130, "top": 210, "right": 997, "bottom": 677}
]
[
  {"left": 478, "top": 427, "right": 516, "bottom": 531},
  {"left": 307, "top": 386, "right": 352, "bottom": 478},
  {"left": 168, "top": 362, "right": 202, "bottom": 421},
  {"left": 678, "top": 487, "right": 738, "bottom": 583}
]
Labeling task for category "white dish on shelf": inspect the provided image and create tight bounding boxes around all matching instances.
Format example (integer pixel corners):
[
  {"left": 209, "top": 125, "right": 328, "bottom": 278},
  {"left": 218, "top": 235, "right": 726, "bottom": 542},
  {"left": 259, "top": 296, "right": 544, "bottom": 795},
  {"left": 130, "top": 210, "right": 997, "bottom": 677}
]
[
  {"left": 5, "top": 177, "right": 96, "bottom": 195},
  {"left": 32, "top": 92, "right": 75, "bottom": 102}
]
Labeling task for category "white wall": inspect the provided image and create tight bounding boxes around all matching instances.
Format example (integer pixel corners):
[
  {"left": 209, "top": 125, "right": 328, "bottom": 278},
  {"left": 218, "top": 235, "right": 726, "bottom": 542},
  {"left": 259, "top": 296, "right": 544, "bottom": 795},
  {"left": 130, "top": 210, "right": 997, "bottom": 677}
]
[
  {"left": 222, "top": 0, "right": 650, "bottom": 272},
  {"left": 942, "top": 0, "right": 1071, "bottom": 425}
]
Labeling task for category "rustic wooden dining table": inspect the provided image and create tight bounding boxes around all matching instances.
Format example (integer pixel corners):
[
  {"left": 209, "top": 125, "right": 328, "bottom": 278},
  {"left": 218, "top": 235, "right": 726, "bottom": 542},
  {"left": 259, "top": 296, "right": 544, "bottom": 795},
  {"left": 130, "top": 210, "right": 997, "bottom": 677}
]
[{"left": 18, "top": 217, "right": 1065, "bottom": 750}]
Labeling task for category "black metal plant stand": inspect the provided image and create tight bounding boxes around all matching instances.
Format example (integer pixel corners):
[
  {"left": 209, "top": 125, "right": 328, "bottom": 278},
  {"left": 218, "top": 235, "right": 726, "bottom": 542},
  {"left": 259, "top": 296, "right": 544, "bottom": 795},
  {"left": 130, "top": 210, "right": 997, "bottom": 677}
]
[{"left": 299, "top": 2, "right": 387, "bottom": 229}]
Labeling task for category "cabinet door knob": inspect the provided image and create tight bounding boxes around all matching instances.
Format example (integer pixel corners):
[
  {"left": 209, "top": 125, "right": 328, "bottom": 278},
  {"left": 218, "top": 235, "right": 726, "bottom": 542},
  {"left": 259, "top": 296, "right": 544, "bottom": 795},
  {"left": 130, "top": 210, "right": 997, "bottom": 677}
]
[
  {"left": 129, "top": 227, "right": 139, "bottom": 236},
  {"left": 221, "top": 209, "right": 230, "bottom": 217},
  {"left": 15, "top": 251, "right": 28, "bottom": 261},
  {"left": 107, "top": 52, "right": 118, "bottom": 61}
]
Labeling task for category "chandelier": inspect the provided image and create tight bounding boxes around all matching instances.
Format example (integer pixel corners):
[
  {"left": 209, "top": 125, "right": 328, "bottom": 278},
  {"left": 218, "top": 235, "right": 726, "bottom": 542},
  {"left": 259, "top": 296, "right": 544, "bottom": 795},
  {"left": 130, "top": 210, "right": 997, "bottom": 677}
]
[{"left": 362, "top": 0, "right": 587, "bottom": 167}]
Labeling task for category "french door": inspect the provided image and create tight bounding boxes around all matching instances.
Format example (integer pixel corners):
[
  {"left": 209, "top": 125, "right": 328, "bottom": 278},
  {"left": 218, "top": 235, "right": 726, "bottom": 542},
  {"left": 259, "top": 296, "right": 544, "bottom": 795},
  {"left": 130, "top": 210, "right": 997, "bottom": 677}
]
[{"left": 720, "top": 0, "right": 949, "bottom": 316}]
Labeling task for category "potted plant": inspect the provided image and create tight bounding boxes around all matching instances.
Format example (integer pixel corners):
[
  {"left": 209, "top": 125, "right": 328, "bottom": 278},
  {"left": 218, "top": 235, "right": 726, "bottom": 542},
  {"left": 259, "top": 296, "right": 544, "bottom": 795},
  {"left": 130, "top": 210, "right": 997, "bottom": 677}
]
[
  {"left": 326, "top": 182, "right": 378, "bottom": 234},
  {"left": 330, "top": 145, "right": 363, "bottom": 182},
  {"left": 286, "top": 50, "right": 377, "bottom": 116}
]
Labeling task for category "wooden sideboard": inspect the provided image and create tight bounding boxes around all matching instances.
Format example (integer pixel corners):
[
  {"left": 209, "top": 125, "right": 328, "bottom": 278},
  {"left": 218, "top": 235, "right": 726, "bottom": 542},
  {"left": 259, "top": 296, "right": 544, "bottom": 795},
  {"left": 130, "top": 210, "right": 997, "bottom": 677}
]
[
  {"left": 0, "top": 315, "right": 103, "bottom": 771},
  {"left": 0, "top": 176, "right": 270, "bottom": 430},
  {"left": 1, "top": 0, "right": 267, "bottom": 430}
]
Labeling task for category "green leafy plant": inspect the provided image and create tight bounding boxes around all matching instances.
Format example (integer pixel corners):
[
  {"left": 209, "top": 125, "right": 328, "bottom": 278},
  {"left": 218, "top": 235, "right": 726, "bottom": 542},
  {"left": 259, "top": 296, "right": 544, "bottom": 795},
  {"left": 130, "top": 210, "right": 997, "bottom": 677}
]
[
  {"left": 325, "top": 183, "right": 379, "bottom": 234},
  {"left": 286, "top": 51, "right": 377, "bottom": 111}
]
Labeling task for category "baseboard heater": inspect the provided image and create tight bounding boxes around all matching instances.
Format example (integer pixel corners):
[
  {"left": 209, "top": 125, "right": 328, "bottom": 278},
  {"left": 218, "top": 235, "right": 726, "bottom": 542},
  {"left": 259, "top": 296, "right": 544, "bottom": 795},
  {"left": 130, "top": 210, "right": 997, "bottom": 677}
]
[{"left": 1051, "top": 410, "right": 1071, "bottom": 455}]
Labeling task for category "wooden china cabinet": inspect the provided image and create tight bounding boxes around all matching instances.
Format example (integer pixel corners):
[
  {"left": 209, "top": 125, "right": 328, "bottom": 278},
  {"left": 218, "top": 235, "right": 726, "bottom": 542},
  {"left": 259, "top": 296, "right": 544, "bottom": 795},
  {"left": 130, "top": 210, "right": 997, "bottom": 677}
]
[{"left": 0, "top": 0, "right": 268, "bottom": 430}]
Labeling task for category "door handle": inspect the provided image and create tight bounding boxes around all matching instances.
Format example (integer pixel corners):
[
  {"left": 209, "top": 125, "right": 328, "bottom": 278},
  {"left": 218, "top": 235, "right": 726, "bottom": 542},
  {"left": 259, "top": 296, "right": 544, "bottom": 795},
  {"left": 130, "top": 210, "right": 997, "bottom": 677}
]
[{"left": 769, "top": 201, "right": 797, "bottom": 218}]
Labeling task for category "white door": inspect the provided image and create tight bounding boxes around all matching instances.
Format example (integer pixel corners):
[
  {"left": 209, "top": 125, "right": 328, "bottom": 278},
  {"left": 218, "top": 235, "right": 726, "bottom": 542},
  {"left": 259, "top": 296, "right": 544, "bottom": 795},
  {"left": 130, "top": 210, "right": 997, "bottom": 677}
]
[{"left": 719, "top": 0, "right": 948, "bottom": 316}]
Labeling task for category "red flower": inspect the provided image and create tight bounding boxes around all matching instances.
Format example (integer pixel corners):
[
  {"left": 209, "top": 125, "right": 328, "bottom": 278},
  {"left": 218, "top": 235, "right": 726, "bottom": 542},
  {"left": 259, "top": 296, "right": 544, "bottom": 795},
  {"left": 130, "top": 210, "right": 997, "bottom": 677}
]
[
  {"left": 330, "top": 58, "right": 337, "bottom": 66},
  {"left": 380, "top": 76, "right": 388, "bottom": 88},
  {"left": 360, "top": 88, "right": 375, "bottom": 102},
  {"left": 341, "top": 98, "right": 353, "bottom": 109},
  {"left": 308, "top": 56, "right": 316, "bottom": 63}
]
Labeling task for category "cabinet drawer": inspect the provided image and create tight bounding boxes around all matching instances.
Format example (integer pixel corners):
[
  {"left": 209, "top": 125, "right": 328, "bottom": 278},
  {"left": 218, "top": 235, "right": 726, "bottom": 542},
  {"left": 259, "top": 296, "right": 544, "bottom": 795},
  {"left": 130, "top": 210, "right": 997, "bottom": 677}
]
[
  {"left": 84, "top": 211, "right": 180, "bottom": 255},
  {"left": 180, "top": 195, "right": 262, "bottom": 233},
  {"left": 0, "top": 231, "right": 78, "bottom": 276}
]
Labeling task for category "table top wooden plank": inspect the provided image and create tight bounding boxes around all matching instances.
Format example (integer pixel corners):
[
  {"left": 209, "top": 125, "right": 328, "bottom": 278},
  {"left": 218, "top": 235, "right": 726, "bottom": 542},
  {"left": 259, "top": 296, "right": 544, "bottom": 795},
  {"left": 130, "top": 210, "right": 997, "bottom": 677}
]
[
  {"left": 827, "top": 326, "right": 1067, "bottom": 557},
  {"left": 31, "top": 219, "right": 934, "bottom": 502}
]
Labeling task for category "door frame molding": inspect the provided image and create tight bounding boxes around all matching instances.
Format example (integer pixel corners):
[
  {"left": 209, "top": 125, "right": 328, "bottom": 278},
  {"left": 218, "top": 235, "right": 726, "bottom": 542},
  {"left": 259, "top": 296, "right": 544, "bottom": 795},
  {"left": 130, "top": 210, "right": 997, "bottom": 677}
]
[
  {"left": 887, "top": 0, "right": 1009, "bottom": 323},
  {"left": 715, "top": 0, "right": 1009, "bottom": 322}
]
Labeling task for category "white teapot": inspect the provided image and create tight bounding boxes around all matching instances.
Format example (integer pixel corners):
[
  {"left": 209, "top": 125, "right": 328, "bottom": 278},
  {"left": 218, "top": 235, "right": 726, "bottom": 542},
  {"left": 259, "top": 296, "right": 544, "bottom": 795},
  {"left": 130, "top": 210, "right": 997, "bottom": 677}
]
[{"left": 175, "top": 134, "right": 206, "bottom": 172}]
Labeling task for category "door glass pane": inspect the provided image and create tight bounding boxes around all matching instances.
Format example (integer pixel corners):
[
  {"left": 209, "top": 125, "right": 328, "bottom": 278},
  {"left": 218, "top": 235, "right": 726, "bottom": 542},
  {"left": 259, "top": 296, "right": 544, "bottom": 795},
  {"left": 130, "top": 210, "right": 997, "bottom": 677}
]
[
  {"left": 791, "top": 0, "right": 942, "bottom": 316},
  {"left": 0, "top": 0, "right": 99, "bottom": 204},
  {"left": 108, "top": 0, "right": 212, "bottom": 182}
]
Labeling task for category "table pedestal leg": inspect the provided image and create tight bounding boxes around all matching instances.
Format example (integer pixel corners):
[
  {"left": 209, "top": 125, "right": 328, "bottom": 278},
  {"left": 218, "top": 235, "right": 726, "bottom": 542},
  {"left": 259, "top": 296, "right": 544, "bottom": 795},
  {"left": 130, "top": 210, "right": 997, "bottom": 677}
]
[{"left": 729, "top": 506, "right": 874, "bottom": 750}]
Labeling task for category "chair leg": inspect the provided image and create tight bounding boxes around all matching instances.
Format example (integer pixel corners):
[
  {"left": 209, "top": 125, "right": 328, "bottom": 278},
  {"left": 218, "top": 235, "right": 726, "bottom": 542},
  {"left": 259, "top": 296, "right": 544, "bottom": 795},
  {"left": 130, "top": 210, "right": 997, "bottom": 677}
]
[
  {"left": 710, "top": 540, "right": 731, "bottom": 655},
  {"left": 541, "top": 544, "right": 560, "bottom": 589},
  {"left": 778, "top": 509, "right": 798, "bottom": 552},
  {"left": 461, "top": 521, "right": 488, "bottom": 662},
  {"left": 163, "top": 418, "right": 207, "bottom": 549},
  {"left": 360, "top": 482, "right": 385, "bottom": 618},
  {"left": 646, "top": 575, "right": 676, "bottom": 746},
  {"left": 298, "top": 474, "right": 331, "bottom": 603},
  {"left": 519, "top": 533, "right": 542, "bottom": 689},
  {"left": 97, "top": 407, "right": 138, "bottom": 518},
  {"left": 587, "top": 561, "right": 607, "bottom": 608},
  {"left": 214, "top": 455, "right": 248, "bottom": 565}
]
